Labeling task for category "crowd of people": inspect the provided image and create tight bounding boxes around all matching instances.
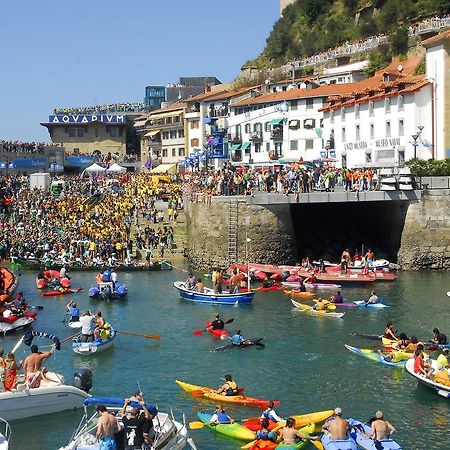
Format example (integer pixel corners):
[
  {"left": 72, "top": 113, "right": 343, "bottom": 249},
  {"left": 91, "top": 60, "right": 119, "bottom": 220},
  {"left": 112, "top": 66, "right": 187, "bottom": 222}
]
[
  {"left": 0, "top": 173, "right": 183, "bottom": 268},
  {"left": 53, "top": 103, "right": 148, "bottom": 115},
  {"left": 0, "top": 140, "right": 61, "bottom": 154}
]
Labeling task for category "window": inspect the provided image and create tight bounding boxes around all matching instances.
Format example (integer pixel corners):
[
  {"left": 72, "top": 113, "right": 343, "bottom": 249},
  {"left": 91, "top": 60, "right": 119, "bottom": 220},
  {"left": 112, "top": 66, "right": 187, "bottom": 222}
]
[
  {"left": 172, "top": 148, "right": 176, "bottom": 157},
  {"left": 291, "top": 100, "right": 298, "bottom": 110},
  {"left": 306, "top": 98, "right": 314, "bottom": 109},
  {"left": 264, "top": 122, "right": 271, "bottom": 132},
  {"left": 166, "top": 117, "right": 172, "bottom": 124},
  {"left": 399, "top": 119, "right": 404, "bottom": 136},
  {"left": 77, "top": 128, "right": 84, "bottom": 137},
  {"left": 366, "top": 151, "right": 372, "bottom": 163},
  {"left": 254, "top": 143, "right": 261, "bottom": 153},
  {"left": 109, "top": 128, "right": 117, "bottom": 138},
  {"left": 190, "top": 120, "right": 199, "bottom": 129},
  {"left": 385, "top": 98, "right": 391, "bottom": 113},
  {"left": 398, "top": 95, "right": 404, "bottom": 111},
  {"left": 304, "top": 118, "right": 315, "bottom": 129},
  {"left": 341, "top": 127, "right": 346, "bottom": 142},
  {"left": 266, "top": 142, "right": 270, "bottom": 152},
  {"left": 290, "top": 140, "right": 298, "bottom": 151},
  {"left": 95, "top": 128, "right": 99, "bottom": 138},
  {"left": 370, "top": 123, "right": 374, "bottom": 140},
  {"left": 330, "top": 110, "right": 335, "bottom": 124},
  {"left": 305, "top": 139, "right": 314, "bottom": 150},
  {"left": 386, "top": 121, "right": 391, "bottom": 137},
  {"left": 163, "top": 131, "right": 169, "bottom": 140},
  {"left": 356, "top": 125, "right": 360, "bottom": 141},
  {"left": 178, "top": 148, "right": 185, "bottom": 156},
  {"left": 174, "top": 116, "right": 180, "bottom": 123},
  {"left": 162, "top": 149, "right": 168, "bottom": 157},
  {"left": 398, "top": 148, "right": 405, "bottom": 166},
  {"left": 245, "top": 124, "right": 251, "bottom": 133},
  {"left": 69, "top": 128, "right": 76, "bottom": 137},
  {"left": 236, "top": 124, "right": 242, "bottom": 136},
  {"left": 355, "top": 104, "right": 360, "bottom": 119},
  {"left": 341, "top": 107, "right": 345, "bottom": 120},
  {"left": 369, "top": 101, "right": 374, "bottom": 117},
  {"left": 190, "top": 138, "right": 199, "bottom": 147},
  {"left": 342, "top": 154, "right": 347, "bottom": 168},
  {"left": 253, "top": 123, "right": 262, "bottom": 133},
  {"left": 178, "top": 130, "right": 184, "bottom": 138},
  {"left": 170, "top": 130, "right": 177, "bottom": 139}
]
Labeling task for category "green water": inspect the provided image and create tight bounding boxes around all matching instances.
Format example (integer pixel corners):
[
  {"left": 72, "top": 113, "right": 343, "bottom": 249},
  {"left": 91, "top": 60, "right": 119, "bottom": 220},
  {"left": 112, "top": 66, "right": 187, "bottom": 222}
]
[{"left": 4, "top": 270, "right": 450, "bottom": 450}]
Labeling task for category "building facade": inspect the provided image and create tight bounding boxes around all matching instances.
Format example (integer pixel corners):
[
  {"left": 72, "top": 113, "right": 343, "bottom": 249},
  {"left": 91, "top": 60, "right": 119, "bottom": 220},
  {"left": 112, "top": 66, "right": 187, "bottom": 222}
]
[{"left": 144, "top": 86, "right": 166, "bottom": 111}]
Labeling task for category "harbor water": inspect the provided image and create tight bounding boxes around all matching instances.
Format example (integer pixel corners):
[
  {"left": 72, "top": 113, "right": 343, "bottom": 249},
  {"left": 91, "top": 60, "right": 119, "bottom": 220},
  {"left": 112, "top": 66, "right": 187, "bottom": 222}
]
[{"left": 3, "top": 269, "right": 450, "bottom": 450}]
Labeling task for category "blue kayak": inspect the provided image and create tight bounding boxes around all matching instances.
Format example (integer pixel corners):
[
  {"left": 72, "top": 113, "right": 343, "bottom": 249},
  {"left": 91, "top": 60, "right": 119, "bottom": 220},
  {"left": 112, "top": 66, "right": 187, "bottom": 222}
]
[
  {"left": 321, "top": 432, "right": 357, "bottom": 450},
  {"left": 347, "top": 418, "right": 402, "bottom": 449},
  {"left": 354, "top": 300, "right": 390, "bottom": 308}
]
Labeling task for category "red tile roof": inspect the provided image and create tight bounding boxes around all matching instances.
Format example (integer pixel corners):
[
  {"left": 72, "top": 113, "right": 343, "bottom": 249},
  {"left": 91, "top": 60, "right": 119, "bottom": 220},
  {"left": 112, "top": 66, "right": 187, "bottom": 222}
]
[{"left": 422, "top": 30, "right": 450, "bottom": 47}]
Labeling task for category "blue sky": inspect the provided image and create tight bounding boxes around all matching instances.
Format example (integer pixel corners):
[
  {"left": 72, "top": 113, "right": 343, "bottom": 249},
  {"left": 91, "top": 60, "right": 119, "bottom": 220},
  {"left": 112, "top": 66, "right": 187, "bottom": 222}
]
[{"left": 0, "top": 0, "right": 278, "bottom": 141}]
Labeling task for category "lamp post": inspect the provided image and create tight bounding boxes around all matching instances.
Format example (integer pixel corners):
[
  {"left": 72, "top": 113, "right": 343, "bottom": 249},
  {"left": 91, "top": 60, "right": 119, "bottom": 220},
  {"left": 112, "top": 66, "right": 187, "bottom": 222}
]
[{"left": 411, "top": 126, "right": 424, "bottom": 160}]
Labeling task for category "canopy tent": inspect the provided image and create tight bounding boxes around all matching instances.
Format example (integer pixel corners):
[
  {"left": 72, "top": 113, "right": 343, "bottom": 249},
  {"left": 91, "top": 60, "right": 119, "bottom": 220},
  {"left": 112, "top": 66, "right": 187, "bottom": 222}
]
[
  {"left": 150, "top": 163, "right": 177, "bottom": 174},
  {"left": 84, "top": 163, "right": 105, "bottom": 172},
  {"left": 106, "top": 163, "right": 126, "bottom": 173}
]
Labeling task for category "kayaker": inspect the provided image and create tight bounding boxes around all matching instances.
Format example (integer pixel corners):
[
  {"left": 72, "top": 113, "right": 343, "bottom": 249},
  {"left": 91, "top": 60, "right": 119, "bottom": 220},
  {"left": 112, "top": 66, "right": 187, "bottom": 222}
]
[
  {"left": 281, "top": 417, "right": 319, "bottom": 444},
  {"left": 230, "top": 330, "right": 245, "bottom": 347},
  {"left": 260, "top": 400, "right": 283, "bottom": 423},
  {"left": 95, "top": 404, "right": 121, "bottom": 450},
  {"left": 322, "top": 408, "right": 351, "bottom": 440},
  {"left": 436, "top": 348, "right": 449, "bottom": 370},
  {"left": 332, "top": 291, "right": 344, "bottom": 304},
  {"left": 194, "top": 278, "right": 205, "bottom": 293},
  {"left": 366, "top": 290, "right": 379, "bottom": 304},
  {"left": 364, "top": 411, "right": 396, "bottom": 441},
  {"left": 66, "top": 301, "right": 80, "bottom": 323},
  {"left": 255, "top": 418, "right": 278, "bottom": 442},
  {"left": 431, "top": 328, "right": 448, "bottom": 345},
  {"left": 402, "top": 336, "right": 418, "bottom": 353},
  {"left": 314, "top": 299, "right": 327, "bottom": 311},
  {"left": 384, "top": 323, "right": 398, "bottom": 341},
  {"left": 210, "top": 313, "right": 225, "bottom": 330},
  {"left": 413, "top": 344, "right": 433, "bottom": 378},
  {"left": 185, "top": 273, "right": 196, "bottom": 290},
  {"left": 297, "top": 279, "right": 307, "bottom": 292},
  {"left": 209, "top": 405, "right": 232, "bottom": 425},
  {"left": 216, "top": 374, "right": 239, "bottom": 396}
]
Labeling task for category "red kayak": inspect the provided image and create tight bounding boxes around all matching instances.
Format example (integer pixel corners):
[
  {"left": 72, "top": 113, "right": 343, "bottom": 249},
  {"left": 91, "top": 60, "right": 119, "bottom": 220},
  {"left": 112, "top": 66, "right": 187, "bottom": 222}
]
[
  {"left": 41, "top": 288, "right": 83, "bottom": 297},
  {"left": 205, "top": 321, "right": 229, "bottom": 338}
]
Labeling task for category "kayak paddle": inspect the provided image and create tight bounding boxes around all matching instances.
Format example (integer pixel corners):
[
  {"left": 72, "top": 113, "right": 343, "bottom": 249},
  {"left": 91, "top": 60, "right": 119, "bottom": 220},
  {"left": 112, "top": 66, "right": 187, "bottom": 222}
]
[
  {"left": 193, "top": 318, "right": 234, "bottom": 335},
  {"left": 189, "top": 421, "right": 206, "bottom": 429}
]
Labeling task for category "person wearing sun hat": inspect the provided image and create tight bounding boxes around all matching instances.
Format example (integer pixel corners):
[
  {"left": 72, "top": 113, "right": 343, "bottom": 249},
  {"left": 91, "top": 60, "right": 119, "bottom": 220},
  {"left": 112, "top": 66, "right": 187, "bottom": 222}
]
[{"left": 366, "top": 410, "right": 396, "bottom": 441}]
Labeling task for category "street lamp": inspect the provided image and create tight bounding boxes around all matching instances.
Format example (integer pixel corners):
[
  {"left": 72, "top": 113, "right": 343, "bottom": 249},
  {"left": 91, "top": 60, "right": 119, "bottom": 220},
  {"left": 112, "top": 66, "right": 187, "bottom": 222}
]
[{"left": 411, "top": 126, "right": 424, "bottom": 160}]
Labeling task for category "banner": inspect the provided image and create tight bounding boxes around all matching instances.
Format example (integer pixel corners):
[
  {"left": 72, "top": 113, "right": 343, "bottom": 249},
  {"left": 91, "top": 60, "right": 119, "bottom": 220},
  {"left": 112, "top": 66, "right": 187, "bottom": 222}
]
[
  {"left": 66, "top": 156, "right": 94, "bottom": 166},
  {"left": 48, "top": 114, "right": 127, "bottom": 124}
]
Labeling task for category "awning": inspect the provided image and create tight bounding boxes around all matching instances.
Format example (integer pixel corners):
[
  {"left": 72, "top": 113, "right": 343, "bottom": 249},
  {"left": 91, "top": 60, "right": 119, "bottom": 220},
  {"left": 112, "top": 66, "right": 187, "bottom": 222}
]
[
  {"left": 289, "top": 120, "right": 299, "bottom": 128},
  {"left": 279, "top": 158, "right": 301, "bottom": 164},
  {"left": 304, "top": 119, "right": 314, "bottom": 127},
  {"left": 270, "top": 118, "right": 284, "bottom": 125},
  {"left": 150, "top": 163, "right": 177, "bottom": 174},
  {"left": 230, "top": 144, "right": 241, "bottom": 150},
  {"left": 144, "top": 129, "right": 161, "bottom": 137},
  {"left": 134, "top": 120, "right": 147, "bottom": 128},
  {"left": 150, "top": 110, "right": 184, "bottom": 119},
  {"left": 241, "top": 142, "right": 251, "bottom": 150}
]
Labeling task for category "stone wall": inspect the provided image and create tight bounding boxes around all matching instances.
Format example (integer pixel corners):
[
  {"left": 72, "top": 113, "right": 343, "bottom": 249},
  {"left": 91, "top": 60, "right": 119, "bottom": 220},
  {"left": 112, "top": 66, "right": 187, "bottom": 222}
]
[
  {"left": 398, "top": 189, "right": 450, "bottom": 270},
  {"left": 185, "top": 198, "right": 297, "bottom": 270}
]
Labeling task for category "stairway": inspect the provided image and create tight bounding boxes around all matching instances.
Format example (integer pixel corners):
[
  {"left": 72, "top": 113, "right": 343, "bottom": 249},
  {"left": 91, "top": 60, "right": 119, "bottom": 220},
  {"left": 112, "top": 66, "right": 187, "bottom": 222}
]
[{"left": 228, "top": 200, "right": 238, "bottom": 263}]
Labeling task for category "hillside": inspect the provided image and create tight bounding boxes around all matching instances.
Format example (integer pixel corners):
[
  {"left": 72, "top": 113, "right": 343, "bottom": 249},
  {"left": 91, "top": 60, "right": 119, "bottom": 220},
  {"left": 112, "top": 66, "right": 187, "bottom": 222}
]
[{"left": 251, "top": 0, "right": 449, "bottom": 67}]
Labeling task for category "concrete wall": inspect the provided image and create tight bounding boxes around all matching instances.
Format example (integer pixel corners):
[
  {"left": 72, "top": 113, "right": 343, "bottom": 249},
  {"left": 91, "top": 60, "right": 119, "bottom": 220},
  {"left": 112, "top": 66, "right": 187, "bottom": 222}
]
[
  {"left": 185, "top": 198, "right": 297, "bottom": 270},
  {"left": 398, "top": 189, "right": 450, "bottom": 269}
]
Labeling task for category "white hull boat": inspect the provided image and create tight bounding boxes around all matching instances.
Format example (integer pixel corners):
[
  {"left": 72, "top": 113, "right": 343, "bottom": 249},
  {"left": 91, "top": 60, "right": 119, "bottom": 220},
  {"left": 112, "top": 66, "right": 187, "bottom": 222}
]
[
  {"left": 0, "top": 418, "right": 10, "bottom": 450},
  {"left": 0, "top": 370, "right": 92, "bottom": 421},
  {"left": 0, "top": 317, "right": 35, "bottom": 334},
  {"left": 60, "top": 397, "right": 197, "bottom": 450},
  {"left": 405, "top": 358, "right": 450, "bottom": 397},
  {"left": 72, "top": 330, "right": 116, "bottom": 355}
]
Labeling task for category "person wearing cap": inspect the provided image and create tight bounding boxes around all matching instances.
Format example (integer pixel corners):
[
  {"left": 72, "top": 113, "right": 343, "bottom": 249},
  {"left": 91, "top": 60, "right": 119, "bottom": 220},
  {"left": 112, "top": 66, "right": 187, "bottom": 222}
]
[
  {"left": 431, "top": 328, "right": 448, "bottom": 345},
  {"left": 365, "top": 411, "right": 396, "bottom": 441},
  {"left": 322, "top": 408, "right": 351, "bottom": 440},
  {"left": 210, "top": 313, "right": 224, "bottom": 331},
  {"left": 216, "top": 374, "right": 239, "bottom": 396},
  {"left": 209, "top": 405, "right": 232, "bottom": 425}
]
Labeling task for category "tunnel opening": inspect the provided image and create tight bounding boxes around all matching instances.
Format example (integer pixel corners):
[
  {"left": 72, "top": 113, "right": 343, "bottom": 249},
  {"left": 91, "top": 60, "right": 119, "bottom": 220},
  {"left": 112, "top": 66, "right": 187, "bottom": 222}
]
[{"left": 290, "top": 201, "right": 409, "bottom": 263}]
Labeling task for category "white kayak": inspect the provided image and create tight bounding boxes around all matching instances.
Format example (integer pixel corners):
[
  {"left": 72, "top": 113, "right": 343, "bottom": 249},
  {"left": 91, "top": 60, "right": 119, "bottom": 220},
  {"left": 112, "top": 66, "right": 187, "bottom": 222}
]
[
  {"left": 68, "top": 321, "right": 82, "bottom": 329},
  {"left": 353, "top": 300, "right": 390, "bottom": 308}
]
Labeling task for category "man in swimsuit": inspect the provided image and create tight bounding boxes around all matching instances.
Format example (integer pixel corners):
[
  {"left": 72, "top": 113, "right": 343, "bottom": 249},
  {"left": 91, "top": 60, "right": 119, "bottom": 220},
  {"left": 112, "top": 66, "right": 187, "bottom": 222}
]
[
  {"left": 96, "top": 404, "right": 121, "bottom": 450},
  {"left": 322, "top": 408, "right": 351, "bottom": 440},
  {"left": 23, "top": 344, "right": 53, "bottom": 388},
  {"left": 229, "top": 269, "right": 241, "bottom": 294},
  {"left": 365, "top": 411, "right": 396, "bottom": 441}
]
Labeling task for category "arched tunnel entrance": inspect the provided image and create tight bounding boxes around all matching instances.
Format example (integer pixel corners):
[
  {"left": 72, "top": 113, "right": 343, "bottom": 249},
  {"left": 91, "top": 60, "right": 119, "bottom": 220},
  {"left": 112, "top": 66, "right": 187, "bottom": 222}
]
[{"left": 290, "top": 201, "right": 410, "bottom": 262}]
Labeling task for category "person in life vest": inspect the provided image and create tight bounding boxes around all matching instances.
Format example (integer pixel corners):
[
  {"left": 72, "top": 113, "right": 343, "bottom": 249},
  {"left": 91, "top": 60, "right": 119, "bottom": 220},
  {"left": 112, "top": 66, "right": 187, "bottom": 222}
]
[
  {"left": 260, "top": 400, "right": 283, "bottom": 424},
  {"left": 216, "top": 374, "right": 239, "bottom": 396},
  {"left": 66, "top": 301, "right": 80, "bottom": 323},
  {"left": 102, "top": 269, "right": 112, "bottom": 283},
  {"left": 230, "top": 330, "right": 245, "bottom": 347},
  {"left": 209, "top": 405, "right": 232, "bottom": 425},
  {"left": 255, "top": 418, "right": 278, "bottom": 442}
]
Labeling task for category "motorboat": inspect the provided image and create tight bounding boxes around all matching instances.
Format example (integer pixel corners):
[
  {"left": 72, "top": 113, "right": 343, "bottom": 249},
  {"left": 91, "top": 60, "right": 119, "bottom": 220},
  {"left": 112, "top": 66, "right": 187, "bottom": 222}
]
[
  {"left": 88, "top": 282, "right": 128, "bottom": 299},
  {"left": 0, "top": 314, "right": 36, "bottom": 335},
  {"left": 0, "top": 417, "right": 11, "bottom": 450},
  {"left": 405, "top": 358, "right": 450, "bottom": 398},
  {"left": 173, "top": 281, "right": 254, "bottom": 305},
  {"left": 0, "top": 369, "right": 92, "bottom": 421},
  {"left": 36, "top": 269, "right": 71, "bottom": 289},
  {"left": 59, "top": 397, "right": 197, "bottom": 450},
  {"left": 72, "top": 328, "right": 117, "bottom": 355}
]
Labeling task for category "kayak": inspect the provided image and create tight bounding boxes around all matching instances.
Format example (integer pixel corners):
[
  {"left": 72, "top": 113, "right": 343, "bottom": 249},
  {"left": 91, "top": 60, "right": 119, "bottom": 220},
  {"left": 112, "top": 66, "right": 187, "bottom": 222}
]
[
  {"left": 321, "top": 433, "right": 357, "bottom": 450},
  {"left": 284, "top": 290, "right": 316, "bottom": 300},
  {"left": 214, "top": 338, "right": 265, "bottom": 352},
  {"left": 345, "top": 345, "right": 407, "bottom": 367},
  {"left": 313, "top": 299, "right": 357, "bottom": 308},
  {"left": 291, "top": 300, "right": 345, "bottom": 318},
  {"left": 353, "top": 300, "right": 390, "bottom": 308},
  {"left": 175, "top": 380, "right": 279, "bottom": 409},
  {"left": 347, "top": 418, "right": 402, "bottom": 449},
  {"left": 197, "top": 412, "right": 255, "bottom": 441},
  {"left": 252, "top": 286, "right": 283, "bottom": 292},
  {"left": 244, "top": 409, "right": 334, "bottom": 431},
  {"left": 205, "top": 321, "right": 229, "bottom": 338},
  {"left": 351, "top": 332, "right": 383, "bottom": 341},
  {"left": 275, "top": 423, "right": 316, "bottom": 449},
  {"left": 41, "top": 287, "right": 83, "bottom": 297}
]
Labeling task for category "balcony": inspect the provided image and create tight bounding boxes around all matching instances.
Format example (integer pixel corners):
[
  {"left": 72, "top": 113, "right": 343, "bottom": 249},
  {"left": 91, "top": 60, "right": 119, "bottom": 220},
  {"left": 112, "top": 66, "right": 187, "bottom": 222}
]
[
  {"left": 270, "top": 129, "right": 283, "bottom": 140},
  {"left": 227, "top": 134, "right": 242, "bottom": 143},
  {"left": 250, "top": 132, "right": 263, "bottom": 143}
]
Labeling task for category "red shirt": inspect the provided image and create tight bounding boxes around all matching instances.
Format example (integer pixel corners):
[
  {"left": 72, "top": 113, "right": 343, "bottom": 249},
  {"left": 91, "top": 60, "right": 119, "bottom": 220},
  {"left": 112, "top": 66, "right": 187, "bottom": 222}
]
[{"left": 414, "top": 354, "right": 423, "bottom": 374}]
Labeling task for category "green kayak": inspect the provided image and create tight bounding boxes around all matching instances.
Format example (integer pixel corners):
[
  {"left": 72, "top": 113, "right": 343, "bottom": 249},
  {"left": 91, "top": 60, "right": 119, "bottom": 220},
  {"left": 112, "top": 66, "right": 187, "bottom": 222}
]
[
  {"left": 197, "top": 412, "right": 255, "bottom": 441},
  {"left": 276, "top": 423, "right": 316, "bottom": 449}
]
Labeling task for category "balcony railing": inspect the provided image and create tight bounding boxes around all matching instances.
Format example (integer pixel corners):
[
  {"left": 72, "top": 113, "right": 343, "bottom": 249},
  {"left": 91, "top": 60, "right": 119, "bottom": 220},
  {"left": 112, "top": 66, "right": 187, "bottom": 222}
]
[
  {"left": 250, "top": 132, "right": 263, "bottom": 142},
  {"left": 270, "top": 130, "right": 283, "bottom": 140},
  {"left": 227, "top": 134, "right": 242, "bottom": 142}
]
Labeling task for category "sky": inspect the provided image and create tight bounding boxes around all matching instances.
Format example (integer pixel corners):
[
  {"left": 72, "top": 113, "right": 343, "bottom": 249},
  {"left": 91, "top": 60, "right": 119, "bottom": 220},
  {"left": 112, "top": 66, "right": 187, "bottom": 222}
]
[{"left": 0, "top": 0, "right": 279, "bottom": 142}]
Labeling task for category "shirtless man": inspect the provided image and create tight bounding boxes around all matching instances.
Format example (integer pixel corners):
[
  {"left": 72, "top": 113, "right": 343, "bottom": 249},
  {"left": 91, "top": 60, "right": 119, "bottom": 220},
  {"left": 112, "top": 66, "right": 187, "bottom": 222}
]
[
  {"left": 23, "top": 345, "right": 53, "bottom": 388},
  {"left": 322, "top": 408, "right": 351, "bottom": 440},
  {"left": 366, "top": 411, "right": 396, "bottom": 441},
  {"left": 281, "top": 417, "right": 319, "bottom": 444},
  {"left": 194, "top": 278, "right": 205, "bottom": 293},
  {"left": 96, "top": 404, "right": 121, "bottom": 450},
  {"left": 229, "top": 270, "right": 241, "bottom": 294}
]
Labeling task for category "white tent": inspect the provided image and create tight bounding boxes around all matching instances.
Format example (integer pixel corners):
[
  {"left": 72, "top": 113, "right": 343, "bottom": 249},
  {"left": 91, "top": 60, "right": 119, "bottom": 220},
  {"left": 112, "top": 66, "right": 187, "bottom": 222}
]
[
  {"left": 106, "top": 163, "right": 127, "bottom": 173},
  {"left": 84, "top": 163, "right": 105, "bottom": 172}
]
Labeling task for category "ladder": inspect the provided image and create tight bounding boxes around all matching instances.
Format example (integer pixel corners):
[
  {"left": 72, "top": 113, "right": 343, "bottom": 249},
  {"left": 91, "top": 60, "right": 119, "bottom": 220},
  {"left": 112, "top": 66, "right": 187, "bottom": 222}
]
[{"left": 228, "top": 200, "right": 238, "bottom": 263}]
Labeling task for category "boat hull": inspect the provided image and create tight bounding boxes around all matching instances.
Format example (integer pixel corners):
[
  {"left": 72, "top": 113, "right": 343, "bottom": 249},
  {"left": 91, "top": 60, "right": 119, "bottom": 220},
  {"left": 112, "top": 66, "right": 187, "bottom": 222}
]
[
  {"left": 72, "top": 331, "right": 116, "bottom": 355},
  {"left": 173, "top": 282, "right": 254, "bottom": 305}
]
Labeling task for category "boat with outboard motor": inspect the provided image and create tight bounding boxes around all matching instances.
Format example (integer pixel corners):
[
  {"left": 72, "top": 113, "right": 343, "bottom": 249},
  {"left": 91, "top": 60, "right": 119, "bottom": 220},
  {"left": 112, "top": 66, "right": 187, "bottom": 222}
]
[
  {"left": 173, "top": 281, "right": 254, "bottom": 305},
  {"left": 59, "top": 397, "right": 197, "bottom": 450},
  {"left": 72, "top": 328, "right": 117, "bottom": 355},
  {"left": 88, "top": 269, "right": 127, "bottom": 299}
]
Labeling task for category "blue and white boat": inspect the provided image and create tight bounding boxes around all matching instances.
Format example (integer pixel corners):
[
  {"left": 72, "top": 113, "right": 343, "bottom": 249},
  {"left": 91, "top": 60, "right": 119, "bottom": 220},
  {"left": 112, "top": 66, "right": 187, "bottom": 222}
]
[
  {"left": 173, "top": 281, "right": 254, "bottom": 305},
  {"left": 353, "top": 300, "right": 390, "bottom": 308},
  {"left": 88, "top": 281, "right": 127, "bottom": 299},
  {"left": 72, "top": 329, "right": 117, "bottom": 355},
  {"left": 321, "top": 432, "right": 357, "bottom": 450},
  {"left": 347, "top": 418, "right": 402, "bottom": 449}
]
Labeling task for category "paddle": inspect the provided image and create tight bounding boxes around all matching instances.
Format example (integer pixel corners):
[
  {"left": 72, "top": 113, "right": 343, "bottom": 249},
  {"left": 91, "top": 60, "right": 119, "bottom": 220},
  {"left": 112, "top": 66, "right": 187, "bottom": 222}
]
[
  {"left": 28, "top": 305, "right": 44, "bottom": 310},
  {"left": 116, "top": 330, "right": 160, "bottom": 340},
  {"left": 193, "top": 318, "right": 235, "bottom": 335},
  {"left": 189, "top": 421, "right": 210, "bottom": 430}
]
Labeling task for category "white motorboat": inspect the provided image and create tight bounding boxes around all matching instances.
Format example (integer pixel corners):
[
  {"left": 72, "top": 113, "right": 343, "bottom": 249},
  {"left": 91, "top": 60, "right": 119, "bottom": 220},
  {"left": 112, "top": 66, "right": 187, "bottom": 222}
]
[
  {"left": 0, "top": 317, "right": 35, "bottom": 334},
  {"left": 60, "top": 397, "right": 197, "bottom": 450},
  {"left": 0, "top": 369, "right": 92, "bottom": 421},
  {"left": 0, "top": 417, "right": 11, "bottom": 450},
  {"left": 405, "top": 358, "right": 450, "bottom": 397}
]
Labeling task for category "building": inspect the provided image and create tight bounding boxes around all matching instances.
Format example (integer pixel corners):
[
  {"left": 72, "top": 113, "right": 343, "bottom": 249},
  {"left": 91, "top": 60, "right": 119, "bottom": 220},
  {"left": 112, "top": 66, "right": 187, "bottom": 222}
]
[{"left": 144, "top": 86, "right": 166, "bottom": 111}]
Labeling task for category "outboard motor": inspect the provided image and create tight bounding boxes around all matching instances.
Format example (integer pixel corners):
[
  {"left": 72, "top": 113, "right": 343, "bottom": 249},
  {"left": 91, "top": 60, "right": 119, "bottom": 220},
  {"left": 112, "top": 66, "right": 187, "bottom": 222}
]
[{"left": 73, "top": 368, "right": 93, "bottom": 393}]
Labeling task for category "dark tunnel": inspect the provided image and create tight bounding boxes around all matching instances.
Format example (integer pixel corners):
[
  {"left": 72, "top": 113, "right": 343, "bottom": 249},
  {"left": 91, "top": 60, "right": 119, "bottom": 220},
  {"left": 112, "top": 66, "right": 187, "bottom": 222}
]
[{"left": 290, "top": 201, "right": 410, "bottom": 263}]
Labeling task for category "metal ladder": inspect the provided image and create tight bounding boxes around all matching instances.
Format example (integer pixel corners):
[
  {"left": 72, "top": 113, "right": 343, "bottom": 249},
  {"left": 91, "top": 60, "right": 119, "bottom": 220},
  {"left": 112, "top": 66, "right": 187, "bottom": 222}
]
[{"left": 228, "top": 200, "right": 238, "bottom": 263}]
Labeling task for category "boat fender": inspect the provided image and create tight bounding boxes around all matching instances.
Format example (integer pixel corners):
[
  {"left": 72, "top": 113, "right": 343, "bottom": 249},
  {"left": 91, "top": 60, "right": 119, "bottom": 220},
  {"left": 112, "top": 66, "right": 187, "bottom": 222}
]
[{"left": 73, "top": 368, "right": 93, "bottom": 393}]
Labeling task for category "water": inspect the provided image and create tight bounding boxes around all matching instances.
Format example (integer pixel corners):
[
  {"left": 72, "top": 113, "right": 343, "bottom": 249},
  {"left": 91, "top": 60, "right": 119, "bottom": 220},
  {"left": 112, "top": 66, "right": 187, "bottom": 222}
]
[{"left": 3, "top": 269, "right": 450, "bottom": 450}]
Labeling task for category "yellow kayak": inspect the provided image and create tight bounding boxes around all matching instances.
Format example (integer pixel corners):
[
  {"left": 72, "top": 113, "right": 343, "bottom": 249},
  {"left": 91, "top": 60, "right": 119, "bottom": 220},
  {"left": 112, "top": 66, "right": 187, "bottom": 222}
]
[{"left": 291, "top": 300, "right": 345, "bottom": 318}]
